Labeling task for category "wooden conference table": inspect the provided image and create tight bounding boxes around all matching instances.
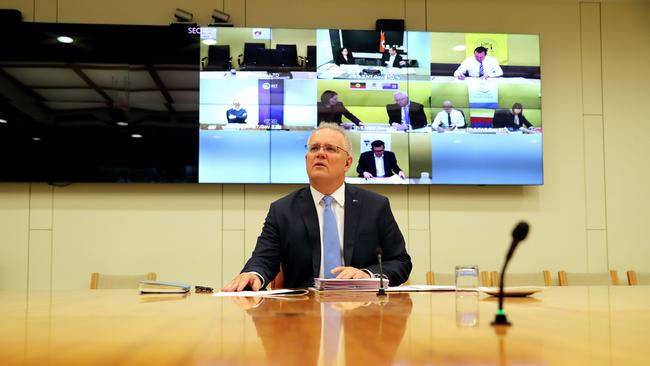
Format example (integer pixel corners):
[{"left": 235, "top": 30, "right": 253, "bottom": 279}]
[{"left": 1, "top": 286, "right": 648, "bottom": 365}]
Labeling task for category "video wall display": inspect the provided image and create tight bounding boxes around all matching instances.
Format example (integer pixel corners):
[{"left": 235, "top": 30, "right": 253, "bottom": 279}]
[{"left": 198, "top": 27, "right": 542, "bottom": 185}]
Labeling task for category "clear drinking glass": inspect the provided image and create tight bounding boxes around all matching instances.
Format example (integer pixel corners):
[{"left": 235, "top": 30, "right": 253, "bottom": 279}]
[{"left": 455, "top": 265, "right": 479, "bottom": 291}]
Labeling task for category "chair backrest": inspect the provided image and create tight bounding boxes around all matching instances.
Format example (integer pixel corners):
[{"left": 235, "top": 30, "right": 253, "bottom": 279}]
[
  {"left": 425, "top": 271, "right": 490, "bottom": 286},
  {"left": 256, "top": 48, "right": 283, "bottom": 67},
  {"left": 269, "top": 266, "right": 284, "bottom": 289},
  {"left": 243, "top": 43, "right": 266, "bottom": 65},
  {"left": 490, "top": 271, "right": 553, "bottom": 287},
  {"left": 306, "top": 45, "right": 316, "bottom": 70},
  {"left": 558, "top": 270, "right": 619, "bottom": 286},
  {"left": 491, "top": 109, "right": 510, "bottom": 128},
  {"left": 90, "top": 272, "right": 156, "bottom": 289},
  {"left": 206, "top": 45, "right": 231, "bottom": 70},
  {"left": 425, "top": 272, "right": 454, "bottom": 286},
  {"left": 276, "top": 44, "right": 299, "bottom": 67},
  {"left": 627, "top": 270, "right": 650, "bottom": 285}
]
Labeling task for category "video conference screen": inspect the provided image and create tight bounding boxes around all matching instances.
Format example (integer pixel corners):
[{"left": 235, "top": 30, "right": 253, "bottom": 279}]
[{"left": 198, "top": 28, "right": 542, "bottom": 185}]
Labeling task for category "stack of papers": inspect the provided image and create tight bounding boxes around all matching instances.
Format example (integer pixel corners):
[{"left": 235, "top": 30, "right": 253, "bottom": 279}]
[
  {"left": 314, "top": 278, "right": 387, "bottom": 291},
  {"left": 213, "top": 289, "right": 309, "bottom": 297},
  {"left": 139, "top": 280, "right": 190, "bottom": 294}
]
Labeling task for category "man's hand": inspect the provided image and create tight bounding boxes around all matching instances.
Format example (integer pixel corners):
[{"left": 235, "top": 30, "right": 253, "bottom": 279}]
[
  {"left": 331, "top": 266, "right": 371, "bottom": 279},
  {"left": 222, "top": 273, "right": 262, "bottom": 292},
  {"left": 363, "top": 171, "right": 374, "bottom": 179},
  {"left": 398, "top": 171, "right": 406, "bottom": 179},
  {"left": 457, "top": 74, "right": 466, "bottom": 80}
]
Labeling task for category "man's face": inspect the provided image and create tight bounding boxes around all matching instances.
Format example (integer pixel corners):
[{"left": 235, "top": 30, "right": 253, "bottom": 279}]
[
  {"left": 395, "top": 94, "right": 409, "bottom": 107},
  {"left": 443, "top": 102, "right": 453, "bottom": 112},
  {"left": 474, "top": 51, "right": 486, "bottom": 62},
  {"left": 233, "top": 100, "right": 240, "bottom": 108},
  {"left": 305, "top": 129, "right": 352, "bottom": 182},
  {"left": 372, "top": 146, "right": 385, "bottom": 158},
  {"left": 389, "top": 48, "right": 397, "bottom": 56}
]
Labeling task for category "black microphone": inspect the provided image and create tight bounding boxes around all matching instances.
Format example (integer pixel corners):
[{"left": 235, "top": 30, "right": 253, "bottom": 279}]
[
  {"left": 376, "top": 247, "right": 386, "bottom": 296},
  {"left": 491, "top": 221, "right": 529, "bottom": 326}
]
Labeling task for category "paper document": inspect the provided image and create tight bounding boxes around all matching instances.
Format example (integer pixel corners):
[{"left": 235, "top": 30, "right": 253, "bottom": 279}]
[
  {"left": 385, "top": 285, "right": 456, "bottom": 292},
  {"left": 314, "top": 278, "right": 386, "bottom": 291},
  {"left": 212, "top": 289, "right": 309, "bottom": 297}
]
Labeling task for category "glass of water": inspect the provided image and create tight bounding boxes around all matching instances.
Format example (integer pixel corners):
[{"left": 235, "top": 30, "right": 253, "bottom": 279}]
[{"left": 455, "top": 265, "right": 479, "bottom": 291}]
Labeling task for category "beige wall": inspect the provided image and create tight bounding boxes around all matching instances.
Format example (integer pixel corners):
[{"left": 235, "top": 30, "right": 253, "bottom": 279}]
[{"left": 1, "top": 0, "right": 649, "bottom": 290}]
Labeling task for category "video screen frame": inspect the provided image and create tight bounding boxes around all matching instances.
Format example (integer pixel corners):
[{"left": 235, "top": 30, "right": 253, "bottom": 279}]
[{"left": 197, "top": 27, "right": 543, "bottom": 185}]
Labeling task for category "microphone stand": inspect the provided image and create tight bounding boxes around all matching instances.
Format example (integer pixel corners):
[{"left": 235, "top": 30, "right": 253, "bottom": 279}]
[
  {"left": 376, "top": 249, "right": 386, "bottom": 296},
  {"left": 491, "top": 221, "right": 529, "bottom": 326},
  {"left": 491, "top": 253, "right": 513, "bottom": 326}
]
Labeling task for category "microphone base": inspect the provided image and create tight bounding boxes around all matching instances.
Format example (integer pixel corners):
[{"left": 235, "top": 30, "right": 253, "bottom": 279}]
[
  {"left": 491, "top": 313, "right": 512, "bottom": 326},
  {"left": 376, "top": 288, "right": 387, "bottom": 296}
]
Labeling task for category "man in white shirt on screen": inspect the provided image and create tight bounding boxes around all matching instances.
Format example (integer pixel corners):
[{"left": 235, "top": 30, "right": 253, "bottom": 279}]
[
  {"left": 432, "top": 100, "right": 466, "bottom": 131},
  {"left": 454, "top": 46, "right": 503, "bottom": 79}
]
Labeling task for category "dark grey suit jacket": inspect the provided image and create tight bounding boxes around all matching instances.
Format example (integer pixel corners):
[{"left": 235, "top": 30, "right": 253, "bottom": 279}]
[{"left": 242, "top": 184, "right": 412, "bottom": 288}]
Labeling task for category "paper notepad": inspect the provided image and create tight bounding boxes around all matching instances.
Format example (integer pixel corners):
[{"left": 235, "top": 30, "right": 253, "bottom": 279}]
[{"left": 313, "top": 278, "right": 387, "bottom": 291}]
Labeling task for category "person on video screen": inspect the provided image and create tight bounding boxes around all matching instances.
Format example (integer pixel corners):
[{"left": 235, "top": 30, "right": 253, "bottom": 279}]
[
  {"left": 335, "top": 47, "right": 356, "bottom": 66},
  {"left": 317, "top": 90, "right": 364, "bottom": 128},
  {"left": 356, "top": 140, "right": 405, "bottom": 180},
  {"left": 386, "top": 91, "right": 427, "bottom": 130},
  {"left": 493, "top": 102, "right": 534, "bottom": 130},
  {"left": 221, "top": 123, "right": 412, "bottom": 291},
  {"left": 381, "top": 47, "right": 406, "bottom": 68},
  {"left": 226, "top": 99, "right": 248, "bottom": 123},
  {"left": 432, "top": 100, "right": 466, "bottom": 131},
  {"left": 454, "top": 46, "right": 503, "bottom": 80}
]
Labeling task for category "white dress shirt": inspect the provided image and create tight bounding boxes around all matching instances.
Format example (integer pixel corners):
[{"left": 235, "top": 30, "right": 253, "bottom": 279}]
[
  {"left": 374, "top": 154, "right": 386, "bottom": 177},
  {"left": 432, "top": 109, "right": 466, "bottom": 128},
  {"left": 453, "top": 55, "right": 503, "bottom": 78},
  {"left": 386, "top": 55, "right": 396, "bottom": 67},
  {"left": 400, "top": 103, "right": 410, "bottom": 124},
  {"left": 310, "top": 184, "right": 345, "bottom": 278}
]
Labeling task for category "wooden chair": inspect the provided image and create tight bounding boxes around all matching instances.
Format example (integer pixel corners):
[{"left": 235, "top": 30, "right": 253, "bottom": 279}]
[
  {"left": 90, "top": 272, "right": 156, "bottom": 289},
  {"left": 268, "top": 266, "right": 284, "bottom": 289},
  {"left": 558, "top": 270, "right": 619, "bottom": 286},
  {"left": 627, "top": 270, "right": 650, "bottom": 285},
  {"left": 425, "top": 271, "right": 490, "bottom": 286},
  {"left": 490, "top": 270, "right": 553, "bottom": 287}
]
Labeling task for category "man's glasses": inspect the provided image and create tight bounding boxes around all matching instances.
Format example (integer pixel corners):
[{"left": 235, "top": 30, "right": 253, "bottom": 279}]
[{"left": 305, "top": 144, "right": 349, "bottom": 156}]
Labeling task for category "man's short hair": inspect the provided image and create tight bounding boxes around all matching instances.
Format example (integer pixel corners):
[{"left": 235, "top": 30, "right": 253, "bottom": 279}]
[
  {"left": 389, "top": 46, "right": 397, "bottom": 52},
  {"left": 474, "top": 46, "right": 488, "bottom": 54},
  {"left": 394, "top": 91, "right": 408, "bottom": 99},
  {"left": 371, "top": 140, "right": 385, "bottom": 149},
  {"left": 442, "top": 100, "right": 453, "bottom": 107},
  {"left": 312, "top": 123, "right": 351, "bottom": 152}
]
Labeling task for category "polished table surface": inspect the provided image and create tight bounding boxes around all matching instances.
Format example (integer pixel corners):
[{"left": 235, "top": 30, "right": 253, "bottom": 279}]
[{"left": 1, "top": 286, "right": 648, "bottom": 365}]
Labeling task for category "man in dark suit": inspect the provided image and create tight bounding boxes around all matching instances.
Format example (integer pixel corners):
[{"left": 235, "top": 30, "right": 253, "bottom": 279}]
[
  {"left": 386, "top": 91, "right": 428, "bottom": 130},
  {"left": 356, "top": 140, "right": 405, "bottom": 179},
  {"left": 222, "top": 123, "right": 412, "bottom": 291},
  {"left": 381, "top": 47, "right": 405, "bottom": 68}
]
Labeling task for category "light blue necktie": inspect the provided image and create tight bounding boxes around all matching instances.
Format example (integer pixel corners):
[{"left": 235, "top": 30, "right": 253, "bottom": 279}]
[
  {"left": 479, "top": 62, "right": 484, "bottom": 77},
  {"left": 322, "top": 196, "right": 342, "bottom": 278},
  {"left": 404, "top": 106, "right": 410, "bottom": 125}
]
